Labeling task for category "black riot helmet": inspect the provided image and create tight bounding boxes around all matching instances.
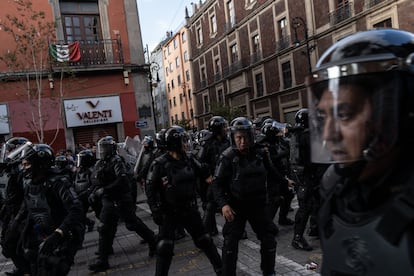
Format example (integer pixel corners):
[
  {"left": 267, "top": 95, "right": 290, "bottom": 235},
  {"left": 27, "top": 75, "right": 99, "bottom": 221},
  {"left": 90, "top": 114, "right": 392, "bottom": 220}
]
[
  {"left": 294, "top": 108, "right": 309, "bottom": 128},
  {"left": 307, "top": 28, "right": 414, "bottom": 164},
  {"left": 143, "top": 135, "right": 155, "bottom": 149},
  {"left": 54, "top": 155, "right": 69, "bottom": 169},
  {"left": 155, "top": 129, "right": 167, "bottom": 149},
  {"left": 96, "top": 136, "right": 117, "bottom": 160},
  {"left": 0, "top": 137, "right": 29, "bottom": 163},
  {"left": 21, "top": 144, "right": 55, "bottom": 172},
  {"left": 76, "top": 149, "right": 95, "bottom": 168},
  {"left": 208, "top": 116, "right": 228, "bottom": 136},
  {"left": 261, "top": 122, "right": 282, "bottom": 143},
  {"left": 229, "top": 117, "right": 255, "bottom": 149},
  {"left": 165, "top": 125, "right": 189, "bottom": 153}
]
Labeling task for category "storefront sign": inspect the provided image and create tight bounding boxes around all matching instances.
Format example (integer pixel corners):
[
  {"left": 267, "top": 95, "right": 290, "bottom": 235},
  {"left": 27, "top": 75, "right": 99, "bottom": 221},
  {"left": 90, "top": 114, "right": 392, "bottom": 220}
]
[
  {"left": 0, "top": 104, "right": 10, "bottom": 134},
  {"left": 64, "top": 96, "right": 123, "bottom": 127}
]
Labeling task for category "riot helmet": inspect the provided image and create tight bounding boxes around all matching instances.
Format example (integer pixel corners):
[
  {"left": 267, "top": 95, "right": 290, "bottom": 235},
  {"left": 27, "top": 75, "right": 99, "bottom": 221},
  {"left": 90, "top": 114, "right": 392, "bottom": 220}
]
[
  {"left": 294, "top": 109, "right": 309, "bottom": 128},
  {"left": 54, "top": 155, "right": 69, "bottom": 169},
  {"left": 76, "top": 149, "right": 95, "bottom": 168},
  {"left": 0, "top": 137, "right": 29, "bottom": 163},
  {"left": 208, "top": 116, "right": 228, "bottom": 136},
  {"left": 155, "top": 129, "right": 167, "bottom": 149},
  {"left": 21, "top": 143, "right": 55, "bottom": 172},
  {"left": 165, "top": 125, "right": 189, "bottom": 153},
  {"left": 229, "top": 117, "right": 255, "bottom": 151},
  {"left": 307, "top": 28, "right": 414, "bottom": 164},
  {"left": 143, "top": 135, "right": 155, "bottom": 149},
  {"left": 96, "top": 136, "right": 117, "bottom": 160},
  {"left": 261, "top": 122, "right": 282, "bottom": 143}
]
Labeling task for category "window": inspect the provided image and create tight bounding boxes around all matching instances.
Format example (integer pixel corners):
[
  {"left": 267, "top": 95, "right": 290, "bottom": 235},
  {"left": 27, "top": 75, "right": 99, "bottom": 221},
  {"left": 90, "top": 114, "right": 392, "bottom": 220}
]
[
  {"left": 179, "top": 93, "right": 183, "bottom": 104},
  {"left": 230, "top": 44, "right": 238, "bottom": 63},
  {"left": 282, "top": 61, "right": 292, "bottom": 89},
  {"left": 185, "top": 70, "right": 190, "bottom": 81},
  {"left": 197, "top": 27, "right": 203, "bottom": 45},
  {"left": 175, "top": 56, "right": 180, "bottom": 67},
  {"left": 169, "top": 99, "right": 172, "bottom": 108},
  {"left": 373, "top": 18, "right": 392, "bottom": 28},
  {"left": 190, "top": 108, "right": 194, "bottom": 119},
  {"left": 181, "top": 31, "right": 186, "bottom": 42},
  {"left": 167, "top": 83, "right": 171, "bottom": 92},
  {"left": 210, "top": 14, "right": 217, "bottom": 34},
  {"left": 203, "top": 94, "right": 210, "bottom": 113},
  {"left": 60, "top": 2, "right": 101, "bottom": 42},
  {"left": 188, "top": 89, "right": 192, "bottom": 100},
  {"left": 201, "top": 67, "right": 206, "bottom": 81},
  {"left": 227, "top": 0, "right": 235, "bottom": 27},
  {"left": 175, "top": 114, "right": 178, "bottom": 123},
  {"left": 171, "top": 116, "right": 174, "bottom": 124},
  {"left": 171, "top": 79, "right": 175, "bottom": 89},
  {"left": 167, "top": 45, "right": 171, "bottom": 55},
  {"left": 217, "top": 88, "right": 225, "bottom": 105},
  {"left": 169, "top": 62, "right": 173, "bottom": 72},
  {"left": 173, "top": 38, "right": 177, "bottom": 49},
  {"left": 252, "top": 34, "right": 260, "bottom": 54},
  {"left": 173, "top": 97, "right": 177, "bottom": 106},
  {"left": 255, "top": 72, "right": 264, "bottom": 97},
  {"left": 184, "top": 51, "right": 189, "bottom": 61},
  {"left": 215, "top": 58, "right": 220, "bottom": 74},
  {"left": 181, "top": 112, "right": 185, "bottom": 120},
  {"left": 165, "top": 67, "right": 169, "bottom": 76},
  {"left": 278, "top": 17, "right": 289, "bottom": 49},
  {"left": 177, "top": 75, "right": 181, "bottom": 86}
]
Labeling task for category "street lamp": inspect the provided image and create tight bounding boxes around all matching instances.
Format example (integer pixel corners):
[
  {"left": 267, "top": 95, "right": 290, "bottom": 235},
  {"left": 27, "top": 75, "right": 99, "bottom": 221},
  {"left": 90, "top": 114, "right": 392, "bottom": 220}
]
[
  {"left": 292, "top": 16, "right": 313, "bottom": 74},
  {"left": 148, "top": 62, "right": 160, "bottom": 132}
]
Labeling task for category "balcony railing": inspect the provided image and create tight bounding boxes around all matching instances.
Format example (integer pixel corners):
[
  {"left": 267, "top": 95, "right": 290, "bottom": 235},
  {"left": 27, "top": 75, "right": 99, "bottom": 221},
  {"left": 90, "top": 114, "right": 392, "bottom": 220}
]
[
  {"left": 49, "top": 39, "right": 124, "bottom": 69},
  {"left": 366, "top": 0, "right": 385, "bottom": 9},
  {"left": 277, "top": 35, "right": 291, "bottom": 51},
  {"left": 329, "top": 2, "right": 353, "bottom": 25}
]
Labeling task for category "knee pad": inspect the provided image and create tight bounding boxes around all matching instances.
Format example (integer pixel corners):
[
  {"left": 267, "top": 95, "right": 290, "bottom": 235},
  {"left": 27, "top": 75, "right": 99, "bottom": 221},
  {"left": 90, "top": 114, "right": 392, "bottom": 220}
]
[
  {"left": 194, "top": 233, "right": 212, "bottom": 249},
  {"left": 156, "top": 239, "right": 174, "bottom": 257}
]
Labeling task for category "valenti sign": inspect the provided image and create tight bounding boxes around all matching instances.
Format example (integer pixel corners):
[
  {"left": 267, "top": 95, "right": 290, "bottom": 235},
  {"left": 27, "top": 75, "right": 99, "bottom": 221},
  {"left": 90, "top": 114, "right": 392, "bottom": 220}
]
[{"left": 64, "top": 96, "right": 123, "bottom": 128}]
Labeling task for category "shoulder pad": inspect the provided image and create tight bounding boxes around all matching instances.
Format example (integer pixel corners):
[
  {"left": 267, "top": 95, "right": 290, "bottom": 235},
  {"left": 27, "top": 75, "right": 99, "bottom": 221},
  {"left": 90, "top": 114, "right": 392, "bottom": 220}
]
[
  {"left": 221, "top": 147, "right": 235, "bottom": 159},
  {"left": 255, "top": 134, "right": 267, "bottom": 145},
  {"left": 200, "top": 131, "right": 213, "bottom": 143}
]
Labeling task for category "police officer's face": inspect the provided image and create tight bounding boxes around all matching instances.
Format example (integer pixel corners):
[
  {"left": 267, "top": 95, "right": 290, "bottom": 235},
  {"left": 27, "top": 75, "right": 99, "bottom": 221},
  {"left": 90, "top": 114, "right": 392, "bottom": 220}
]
[
  {"left": 316, "top": 84, "right": 373, "bottom": 163},
  {"left": 234, "top": 130, "right": 250, "bottom": 152}
]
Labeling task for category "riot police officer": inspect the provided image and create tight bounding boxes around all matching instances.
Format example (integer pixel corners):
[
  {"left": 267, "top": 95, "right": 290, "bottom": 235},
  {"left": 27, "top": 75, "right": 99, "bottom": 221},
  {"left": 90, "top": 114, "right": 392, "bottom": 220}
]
[
  {"left": 307, "top": 28, "right": 414, "bottom": 275},
  {"left": 212, "top": 117, "right": 292, "bottom": 276},
  {"left": 17, "top": 143, "right": 85, "bottom": 275},
  {"left": 0, "top": 137, "right": 30, "bottom": 275},
  {"left": 197, "top": 116, "right": 230, "bottom": 236},
  {"left": 146, "top": 125, "right": 223, "bottom": 276},
  {"left": 88, "top": 136, "right": 156, "bottom": 272},
  {"left": 258, "top": 122, "right": 295, "bottom": 227},
  {"left": 290, "top": 109, "right": 327, "bottom": 251},
  {"left": 73, "top": 149, "right": 96, "bottom": 233}
]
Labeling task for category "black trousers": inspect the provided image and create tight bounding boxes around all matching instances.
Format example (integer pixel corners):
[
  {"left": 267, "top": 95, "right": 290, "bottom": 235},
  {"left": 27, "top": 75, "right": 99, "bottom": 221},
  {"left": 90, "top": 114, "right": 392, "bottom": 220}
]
[
  {"left": 155, "top": 205, "right": 222, "bottom": 276},
  {"left": 222, "top": 201, "right": 277, "bottom": 276}
]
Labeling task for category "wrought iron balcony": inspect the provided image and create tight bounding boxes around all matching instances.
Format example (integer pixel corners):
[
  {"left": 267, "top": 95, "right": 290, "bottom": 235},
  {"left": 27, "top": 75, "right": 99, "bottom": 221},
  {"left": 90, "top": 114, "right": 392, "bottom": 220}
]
[
  {"left": 329, "top": 2, "right": 353, "bottom": 25},
  {"left": 49, "top": 39, "right": 124, "bottom": 71}
]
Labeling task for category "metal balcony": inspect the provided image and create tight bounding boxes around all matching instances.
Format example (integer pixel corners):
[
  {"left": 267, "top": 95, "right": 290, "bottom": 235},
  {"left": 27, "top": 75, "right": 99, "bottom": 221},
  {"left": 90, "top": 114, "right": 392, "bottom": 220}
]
[
  {"left": 329, "top": 2, "right": 353, "bottom": 25},
  {"left": 49, "top": 39, "right": 124, "bottom": 71}
]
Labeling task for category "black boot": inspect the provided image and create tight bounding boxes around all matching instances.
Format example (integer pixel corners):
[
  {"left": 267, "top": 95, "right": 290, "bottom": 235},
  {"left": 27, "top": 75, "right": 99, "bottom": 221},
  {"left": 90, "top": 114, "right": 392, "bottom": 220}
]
[
  {"left": 88, "top": 257, "right": 110, "bottom": 272},
  {"left": 292, "top": 234, "right": 313, "bottom": 251}
]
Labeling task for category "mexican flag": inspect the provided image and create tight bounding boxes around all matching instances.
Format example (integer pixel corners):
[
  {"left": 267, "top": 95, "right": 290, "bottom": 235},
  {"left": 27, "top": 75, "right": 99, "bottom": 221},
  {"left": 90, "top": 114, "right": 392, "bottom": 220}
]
[{"left": 49, "top": 41, "right": 81, "bottom": 62}]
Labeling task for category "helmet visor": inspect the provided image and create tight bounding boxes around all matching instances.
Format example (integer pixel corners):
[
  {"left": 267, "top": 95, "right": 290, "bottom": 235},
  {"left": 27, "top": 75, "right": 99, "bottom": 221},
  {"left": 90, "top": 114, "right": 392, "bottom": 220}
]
[
  {"left": 96, "top": 143, "right": 113, "bottom": 160},
  {"left": 307, "top": 72, "right": 399, "bottom": 164}
]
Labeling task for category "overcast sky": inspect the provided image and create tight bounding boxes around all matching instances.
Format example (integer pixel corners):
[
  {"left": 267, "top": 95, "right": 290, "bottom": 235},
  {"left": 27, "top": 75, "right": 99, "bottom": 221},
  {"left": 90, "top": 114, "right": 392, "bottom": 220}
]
[{"left": 137, "top": 0, "right": 194, "bottom": 53}]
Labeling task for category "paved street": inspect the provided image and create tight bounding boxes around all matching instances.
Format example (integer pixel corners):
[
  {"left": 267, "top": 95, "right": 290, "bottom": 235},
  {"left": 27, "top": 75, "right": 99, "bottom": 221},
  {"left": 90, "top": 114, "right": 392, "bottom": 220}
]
[{"left": 0, "top": 190, "right": 322, "bottom": 275}]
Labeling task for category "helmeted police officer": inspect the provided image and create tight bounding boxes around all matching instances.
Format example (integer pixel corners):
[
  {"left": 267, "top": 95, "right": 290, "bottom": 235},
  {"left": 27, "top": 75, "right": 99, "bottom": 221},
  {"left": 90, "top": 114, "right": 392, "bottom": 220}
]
[
  {"left": 146, "top": 125, "right": 223, "bottom": 276},
  {"left": 213, "top": 117, "right": 292, "bottom": 276},
  {"left": 197, "top": 116, "right": 230, "bottom": 236},
  {"left": 307, "top": 28, "right": 414, "bottom": 275},
  {"left": 0, "top": 137, "right": 31, "bottom": 275},
  {"left": 88, "top": 136, "right": 156, "bottom": 272},
  {"left": 18, "top": 143, "right": 84, "bottom": 275}
]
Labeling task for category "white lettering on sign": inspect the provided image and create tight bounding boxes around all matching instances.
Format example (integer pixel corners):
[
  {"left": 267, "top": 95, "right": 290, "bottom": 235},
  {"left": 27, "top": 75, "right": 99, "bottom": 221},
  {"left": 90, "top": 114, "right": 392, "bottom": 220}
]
[{"left": 63, "top": 96, "right": 122, "bottom": 128}]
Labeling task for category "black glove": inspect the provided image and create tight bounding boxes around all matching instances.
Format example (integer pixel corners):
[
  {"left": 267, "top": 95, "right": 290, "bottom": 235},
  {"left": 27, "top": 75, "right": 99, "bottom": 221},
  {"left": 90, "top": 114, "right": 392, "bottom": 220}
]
[
  {"left": 152, "top": 209, "right": 164, "bottom": 226},
  {"left": 39, "top": 232, "right": 63, "bottom": 254}
]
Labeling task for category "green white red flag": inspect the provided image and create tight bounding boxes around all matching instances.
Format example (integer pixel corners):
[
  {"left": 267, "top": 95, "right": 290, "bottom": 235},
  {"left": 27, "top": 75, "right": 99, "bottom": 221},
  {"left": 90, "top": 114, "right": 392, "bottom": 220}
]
[{"left": 49, "top": 41, "right": 81, "bottom": 62}]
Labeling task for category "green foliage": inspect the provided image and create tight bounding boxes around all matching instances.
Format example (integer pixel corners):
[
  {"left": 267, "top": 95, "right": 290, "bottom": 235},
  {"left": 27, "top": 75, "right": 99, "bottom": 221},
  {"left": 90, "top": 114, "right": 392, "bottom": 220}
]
[{"left": 210, "top": 102, "right": 245, "bottom": 122}]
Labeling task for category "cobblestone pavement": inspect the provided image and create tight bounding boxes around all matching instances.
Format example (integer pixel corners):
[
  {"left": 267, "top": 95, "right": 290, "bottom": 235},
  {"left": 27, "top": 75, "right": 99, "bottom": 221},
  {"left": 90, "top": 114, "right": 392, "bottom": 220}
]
[{"left": 0, "top": 192, "right": 322, "bottom": 276}]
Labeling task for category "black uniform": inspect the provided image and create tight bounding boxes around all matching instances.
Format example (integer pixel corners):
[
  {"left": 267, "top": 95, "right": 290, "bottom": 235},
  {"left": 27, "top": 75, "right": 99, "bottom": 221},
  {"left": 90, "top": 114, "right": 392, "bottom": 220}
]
[
  {"left": 213, "top": 145, "right": 286, "bottom": 276},
  {"left": 88, "top": 154, "right": 156, "bottom": 271},
  {"left": 20, "top": 167, "right": 85, "bottom": 275},
  {"left": 197, "top": 132, "right": 230, "bottom": 236},
  {"left": 146, "top": 126, "right": 222, "bottom": 276}
]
